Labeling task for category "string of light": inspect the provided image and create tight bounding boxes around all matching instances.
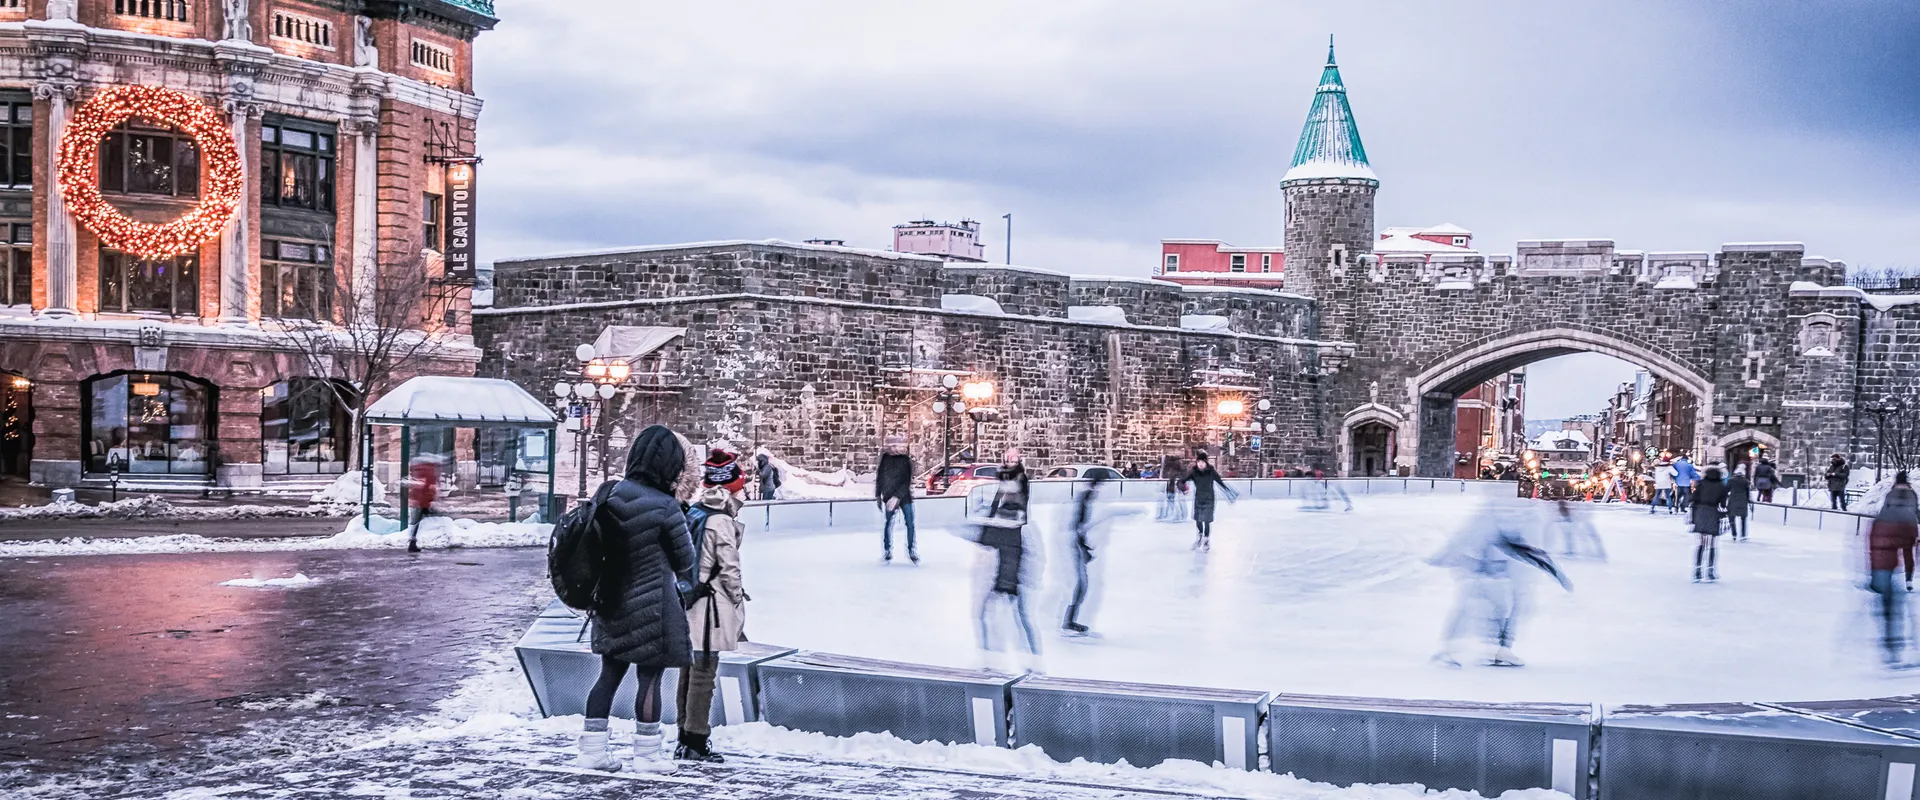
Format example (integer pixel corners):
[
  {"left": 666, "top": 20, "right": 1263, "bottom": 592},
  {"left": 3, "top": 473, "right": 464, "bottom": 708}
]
[{"left": 56, "top": 85, "right": 243, "bottom": 259}]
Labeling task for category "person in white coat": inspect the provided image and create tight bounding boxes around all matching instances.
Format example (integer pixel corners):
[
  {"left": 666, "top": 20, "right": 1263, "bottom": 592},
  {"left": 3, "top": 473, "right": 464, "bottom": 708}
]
[
  {"left": 675, "top": 486, "right": 748, "bottom": 762},
  {"left": 1649, "top": 460, "right": 1678, "bottom": 515}
]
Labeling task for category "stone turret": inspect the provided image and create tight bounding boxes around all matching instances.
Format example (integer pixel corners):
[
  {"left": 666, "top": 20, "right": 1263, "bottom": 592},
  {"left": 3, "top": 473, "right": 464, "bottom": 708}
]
[{"left": 1281, "top": 38, "right": 1377, "bottom": 342}]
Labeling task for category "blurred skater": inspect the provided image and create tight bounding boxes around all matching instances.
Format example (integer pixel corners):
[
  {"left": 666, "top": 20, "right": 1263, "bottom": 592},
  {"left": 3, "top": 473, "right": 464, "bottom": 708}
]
[
  {"left": 1188, "top": 452, "right": 1238, "bottom": 550},
  {"left": 1754, "top": 458, "right": 1779, "bottom": 504},
  {"left": 1157, "top": 451, "right": 1188, "bottom": 522},
  {"left": 1726, "top": 464, "right": 1752, "bottom": 542},
  {"left": 1868, "top": 472, "right": 1918, "bottom": 667},
  {"left": 1691, "top": 466, "right": 1728, "bottom": 582},
  {"left": 1546, "top": 500, "right": 1607, "bottom": 560},
  {"left": 974, "top": 448, "right": 1040, "bottom": 672},
  {"left": 1429, "top": 499, "right": 1571, "bottom": 668},
  {"left": 404, "top": 455, "right": 440, "bottom": 553},
  {"left": 1063, "top": 471, "right": 1136, "bottom": 636},
  {"left": 875, "top": 436, "right": 917, "bottom": 564}
]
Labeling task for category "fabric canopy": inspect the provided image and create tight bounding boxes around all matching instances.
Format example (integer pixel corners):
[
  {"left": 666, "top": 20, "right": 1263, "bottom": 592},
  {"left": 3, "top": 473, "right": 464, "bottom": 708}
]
[
  {"left": 364, "top": 376, "right": 558, "bottom": 426},
  {"left": 592, "top": 325, "right": 686, "bottom": 360}
]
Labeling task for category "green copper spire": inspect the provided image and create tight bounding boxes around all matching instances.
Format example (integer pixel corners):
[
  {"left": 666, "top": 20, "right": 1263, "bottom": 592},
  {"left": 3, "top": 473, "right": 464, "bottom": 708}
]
[{"left": 1283, "top": 37, "right": 1376, "bottom": 184}]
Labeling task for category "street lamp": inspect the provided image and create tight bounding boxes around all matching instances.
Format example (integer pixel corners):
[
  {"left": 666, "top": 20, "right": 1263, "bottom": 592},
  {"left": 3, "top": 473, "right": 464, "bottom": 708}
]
[
  {"left": 561, "top": 344, "right": 634, "bottom": 498},
  {"left": 1864, "top": 395, "right": 1905, "bottom": 483},
  {"left": 934, "top": 374, "right": 962, "bottom": 493}
]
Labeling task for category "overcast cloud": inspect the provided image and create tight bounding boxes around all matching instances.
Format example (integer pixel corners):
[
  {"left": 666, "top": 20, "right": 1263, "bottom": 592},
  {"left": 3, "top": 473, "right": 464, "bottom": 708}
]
[{"left": 471, "top": 0, "right": 1920, "bottom": 416}]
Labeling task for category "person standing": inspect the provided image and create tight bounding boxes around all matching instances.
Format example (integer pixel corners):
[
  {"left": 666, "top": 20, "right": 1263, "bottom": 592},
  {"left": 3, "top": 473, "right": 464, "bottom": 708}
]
[
  {"left": 1827, "top": 454, "right": 1852, "bottom": 510},
  {"left": 675, "top": 486, "right": 747, "bottom": 762},
  {"left": 576, "top": 425, "right": 699, "bottom": 774},
  {"left": 1726, "top": 464, "right": 1753, "bottom": 542},
  {"left": 1188, "top": 452, "right": 1238, "bottom": 550},
  {"left": 754, "top": 452, "right": 781, "bottom": 501},
  {"left": 1754, "top": 458, "right": 1779, "bottom": 504},
  {"left": 876, "top": 436, "right": 917, "bottom": 564},
  {"left": 975, "top": 448, "right": 1039, "bottom": 671},
  {"left": 1691, "top": 465, "right": 1729, "bottom": 582},
  {"left": 1649, "top": 458, "right": 1676, "bottom": 515},
  {"left": 1672, "top": 454, "right": 1700, "bottom": 513},
  {"left": 1867, "top": 472, "right": 1918, "bottom": 666}
]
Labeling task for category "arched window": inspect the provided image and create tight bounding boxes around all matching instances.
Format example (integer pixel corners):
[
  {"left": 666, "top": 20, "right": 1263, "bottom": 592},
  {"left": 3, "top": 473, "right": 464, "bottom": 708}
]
[
  {"left": 82, "top": 372, "right": 215, "bottom": 476},
  {"left": 262, "top": 378, "right": 354, "bottom": 475}
]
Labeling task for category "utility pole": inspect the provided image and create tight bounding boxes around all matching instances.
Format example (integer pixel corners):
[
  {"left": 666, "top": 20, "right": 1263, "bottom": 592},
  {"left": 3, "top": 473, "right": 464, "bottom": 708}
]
[{"left": 1002, "top": 213, "right": 1012, "bottom": 264}]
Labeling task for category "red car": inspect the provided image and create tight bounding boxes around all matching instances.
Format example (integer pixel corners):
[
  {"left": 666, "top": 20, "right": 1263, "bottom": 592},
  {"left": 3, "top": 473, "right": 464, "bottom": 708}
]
[{"left": 923, "top": 463, "right": 1000, "bottom": 496}]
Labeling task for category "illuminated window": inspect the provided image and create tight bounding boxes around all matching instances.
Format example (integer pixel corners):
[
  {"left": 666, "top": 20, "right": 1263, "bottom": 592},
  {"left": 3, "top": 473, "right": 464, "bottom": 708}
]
[
  {"left": 261, "top": 239, "right": 334, "bottom": 321},
  {"left": 98, "top": 248, "right": 198, "bottom": 316},
  {"left": 98, "top": 120, "right": 199, "bottom": 198},
  {"left": 411, "top": 39, "right": 455, "bottom": 73},
  {"left": 272, "top": 11, "right": 335, "bottom": 48},
  {"left": 260, "top": 117, "right": 336, "bottom": 212}
]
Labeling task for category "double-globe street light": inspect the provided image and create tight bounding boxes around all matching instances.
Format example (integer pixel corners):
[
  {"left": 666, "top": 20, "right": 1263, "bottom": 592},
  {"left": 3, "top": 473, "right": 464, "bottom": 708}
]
[
  {"left": 931, "top": 374, "right": 995, "bottom": 492},
  {"left": 1214, "top": 397, "right": 1274, "bottom": 472},
  {"left": 554, "top": 343, "right": 631, "bottom": 499}
]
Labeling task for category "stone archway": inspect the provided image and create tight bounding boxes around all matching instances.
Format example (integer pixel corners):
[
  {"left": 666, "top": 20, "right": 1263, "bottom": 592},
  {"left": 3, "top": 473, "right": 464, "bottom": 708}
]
[
  {"left": 1409, "top": 326, "right": 1716, "bottom": 477},
  {"left": 1339, "top": 403, "right": 1405, "bottom": 477},
  {"left": 1716, "top": 428, "right": 1781, "bottom": 473}
]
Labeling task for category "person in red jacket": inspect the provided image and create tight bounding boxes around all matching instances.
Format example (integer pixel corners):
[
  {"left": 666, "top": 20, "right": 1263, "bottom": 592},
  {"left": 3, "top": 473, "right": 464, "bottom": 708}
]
[
  {"left": 405, "top": 456, "right": 440, "bottom": 553},
  {"left": 1868, "top": 472, "right": 1919, "bottom": 667}
]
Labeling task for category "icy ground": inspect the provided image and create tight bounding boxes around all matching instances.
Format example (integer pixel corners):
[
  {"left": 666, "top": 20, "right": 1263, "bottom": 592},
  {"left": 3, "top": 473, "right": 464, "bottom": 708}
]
[{"left": 746, "top": 495, "right": 1920, "bottom": 705}]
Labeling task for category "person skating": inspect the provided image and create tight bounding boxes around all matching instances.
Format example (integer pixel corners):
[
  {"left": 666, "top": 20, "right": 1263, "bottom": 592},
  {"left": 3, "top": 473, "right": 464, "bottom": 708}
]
[
  {"left": 1649, "top": 458, "right": 1677, "bottom": 514},
  {"left": 1691, "top": 466, "right": 1729, "bottom": 582},
  {"left": 1726, "top": 464, "right": 1753, "bottom": 542},
  {"left": 1064, "top": 471, "right": 1135, "bottom": 636},
  {"left": 1827, "top": 454, "right": 1852, "bottom": 511},
  {"left": 1867, "top": 472, "right": 1918, "bottom": 666},
  {"left": 875, "top": 436, "right": 918, "bottom": 564},
  {"left": 754, "top": 452, "right": 781, "bottom": 501},
  {"left": 575, "top": 425, "right": 699, "bottom": 774},
  {"left": 1429, "top": 498, "right": 1571, "bottom": 668},
  {"left": 1188, "top": 452, "right": 1238, "bottom": 550},
  {"left": 974, "top": 448, "right": 1039, "bottom": 671},
  {"left": 1754, "top": 458, "right": 1779, "bottom": 504},
  {"left": 1672, "top": 454, "right": 1700, "bottom": 513},
  {"left": 1158, "top": 452, "right": 1187, "bottom": 522},
  {"left": 675, "top": 486, "right": 747, "bottom": 762}
]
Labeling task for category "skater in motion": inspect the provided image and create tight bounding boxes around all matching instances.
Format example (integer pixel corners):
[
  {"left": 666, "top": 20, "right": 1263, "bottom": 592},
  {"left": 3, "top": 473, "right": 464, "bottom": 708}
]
[
  {"left": 1157, "top": 451, "right": 1188, "bottom": 522},
  {"left": 576, "top": 425, "right": 699, "bottom": 774},
  {"left": 1648, "top": 456, "right": 1677, "bottom": 515},
  {"left": 973, "top": 448, "right": 1040, "bottom": 672},
  {"left": 1691, "top": 465, "right": 1729, "bottom": 582},
  {"left": 1545, "top": 499, "right": 1606, "bottom": 560},
  {"left": 1063, "top": 470, "right": 1135, "bottom": 636},
  {"left": 1188, "top": 451, "right": 1237, "bottom": 550},
  {"left": 1868, "top": 472, "right": 1918, "bottom": 667},
  {"left": 1429, "top": 498, "right": 1571, "bottom": 668}
]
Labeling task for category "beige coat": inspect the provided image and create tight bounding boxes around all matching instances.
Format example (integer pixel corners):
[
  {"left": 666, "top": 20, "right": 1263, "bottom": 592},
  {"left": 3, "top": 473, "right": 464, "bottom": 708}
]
[{"left": 685, "top": 507, "right": 747, "bottom": 652}]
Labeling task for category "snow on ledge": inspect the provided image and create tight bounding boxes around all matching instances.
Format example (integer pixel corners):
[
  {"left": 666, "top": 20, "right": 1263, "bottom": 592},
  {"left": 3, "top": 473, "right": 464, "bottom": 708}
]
[
  {"left": 1281, "top": 159, "right": 1378, "bottom": 183},
  {"left": 1653, "top": 276, "right": 1698, "bottom": 290},
  {"left": 1787, "top": 281, "right": 1920, "bottom": 311},
  {"left": 941, "top": 262, "right": 1072, "bottom": 278},
  {"left": 1180, "top": 314, "right": 1232, "bottom": 332},
  {"left": 1068, "top": 305, "right": 1128, "bottom": 325},
  {"left": 940, "top": 294, "right": 1005, "bottom": 316}
]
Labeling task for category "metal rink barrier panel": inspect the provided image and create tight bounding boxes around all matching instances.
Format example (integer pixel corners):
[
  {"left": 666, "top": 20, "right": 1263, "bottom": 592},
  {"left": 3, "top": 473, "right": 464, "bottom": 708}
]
[
  {"left": 1267, "top": 694, "right": 1593, "bottom": 798},
  {"left": 1010, "top": 675, "right": 1266, "bottom": 770},
  {"left": 758, "top": 652, "right": 1018, "bottom": 747},
  {"left": 1599, "top": 702, "right": 1920, "bottom": 800},
  {"left": 514, "top": 601, "right": 794, "bottom": 725}
]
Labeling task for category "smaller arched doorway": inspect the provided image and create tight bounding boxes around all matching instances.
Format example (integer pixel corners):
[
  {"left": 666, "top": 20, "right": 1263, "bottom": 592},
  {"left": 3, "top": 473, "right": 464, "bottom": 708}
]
[
  {"left": 1716, "top": 429, "right": 1781, "bottom": 474},
  {"left": 1341, "top": 405, "right": 1403, "bottom": 477},
  {"left": 0, "top": 371, "right": 32, "bottom": 478}
]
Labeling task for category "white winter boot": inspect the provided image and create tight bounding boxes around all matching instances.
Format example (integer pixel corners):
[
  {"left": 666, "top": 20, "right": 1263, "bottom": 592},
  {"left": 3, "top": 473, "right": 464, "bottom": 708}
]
[
  {"left": 1491, "top": 647, "right": 1526, "bottom": 667},
  {"left": 630, "top": 730, "right": 675, "bottom": 773},
  {"left": 574, "top": 731, "right": 622, "bottom": 772}
]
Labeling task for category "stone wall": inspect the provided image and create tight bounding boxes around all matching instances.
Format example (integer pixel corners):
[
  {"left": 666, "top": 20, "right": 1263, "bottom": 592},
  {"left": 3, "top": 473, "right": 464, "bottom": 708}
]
[
  {"left": 939, "top": 264, "right": 1071, "bottom": 319},
  {"left": 1178, "top": 287, "right": 1318, "bottom": 339},
  {"left": 1067, "top": 277, "right": 1185, "bottom": 328},
  {"left": 494, "top": 243, "right": 948, "bottom": 310}
]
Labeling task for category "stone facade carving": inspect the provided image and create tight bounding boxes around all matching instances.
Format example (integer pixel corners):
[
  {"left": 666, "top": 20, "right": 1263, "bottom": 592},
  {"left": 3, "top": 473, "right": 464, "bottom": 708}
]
[
  {"left": 223, "top": 0, "right": 252, "bottom": 42},
  {"left": 354, "top": 16, "right": 379, "bottom": 68}
]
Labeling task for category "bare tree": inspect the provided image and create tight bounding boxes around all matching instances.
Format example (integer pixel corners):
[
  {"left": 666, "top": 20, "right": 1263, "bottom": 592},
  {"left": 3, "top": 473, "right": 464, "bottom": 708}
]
[
  {"left": 1847, "top": 265, "right": 1920, "bottom": 291},
  {"left": 278, "top": 254, "right": 460, "bottom": 467}
]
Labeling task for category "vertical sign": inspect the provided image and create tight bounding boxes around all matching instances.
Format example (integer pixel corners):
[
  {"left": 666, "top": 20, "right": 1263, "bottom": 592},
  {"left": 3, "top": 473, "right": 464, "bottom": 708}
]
[{"left": 443, "top": 162, "right": 477, "bottom": 282}]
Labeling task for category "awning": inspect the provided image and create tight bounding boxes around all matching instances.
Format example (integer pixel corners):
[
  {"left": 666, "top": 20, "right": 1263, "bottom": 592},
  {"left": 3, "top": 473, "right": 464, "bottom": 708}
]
[
  {"left": 364, "top": 376, "right": 558, "bottom": 426},
  {"left": 592, "top": 326, "right": 686, "bottom": 361}
]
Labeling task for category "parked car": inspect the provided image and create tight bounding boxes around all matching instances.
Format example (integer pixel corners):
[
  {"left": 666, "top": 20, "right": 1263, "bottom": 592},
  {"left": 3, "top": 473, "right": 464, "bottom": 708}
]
[
  {"left": 1042, "top": 464, "right": 1126, "bottom": 481},
  {"left": 923, "top": 463, "right": 1000, "bottom": 496}
]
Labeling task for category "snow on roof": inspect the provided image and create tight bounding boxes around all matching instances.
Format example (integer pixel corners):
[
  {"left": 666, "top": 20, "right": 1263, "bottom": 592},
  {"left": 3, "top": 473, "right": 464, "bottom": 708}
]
[
  {"left": 1420, "top": 223, "right": 1472, "bottom": 235},
  {"left": 1372, "top": 233, "right": 1474, "bottom": 255},
  {"left": 1282, "top": 160, "right": 1379, "bottom": 183},
  {"left": 1180, "top": 314, "right": 1233, "bottom": 332},
  {"left": 592, "top": 326, "right": 685, "bottom": 360},
  {"left": 1068, "top": 305, "right": 1129, "bottom": 325},
  {"left": 940, "top": 294, "right": 1005, "bottom": 315},
  {"left": 1790, "top": 281, "right": 1920, "bottom": 312},
  {"left": 1531, "top": 430, "right": 1593, "bottom": 449},
  {"left": 365, "top": 377, "right": 558, "bottom": 426}
]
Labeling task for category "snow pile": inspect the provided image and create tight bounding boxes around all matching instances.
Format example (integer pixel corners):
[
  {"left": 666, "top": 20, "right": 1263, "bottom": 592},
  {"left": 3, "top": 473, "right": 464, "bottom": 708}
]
[
  {"left": 308, "top": 471, "right": 387, "bottom": 506},
  {"left": 0, "top": 495, "right": 349, "bottom": 521},
  {"left": 0, "top": 515, "right": 549, "bottom": 558},
  {"left": 236, "top": 691, "right": 343, "bottom": 712},
  {"left": 756, "top": 447, "right": 874, "bottom": 500},
  {"left": 220, "top": 573, "right": 317, "bottom": 589},
  {"left": 941, "top": 294, "right": 1006, "bottom": 316}
]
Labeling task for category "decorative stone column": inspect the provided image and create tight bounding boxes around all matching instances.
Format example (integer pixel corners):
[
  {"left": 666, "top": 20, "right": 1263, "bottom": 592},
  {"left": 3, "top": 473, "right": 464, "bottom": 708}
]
[
  {"left": 34, "top": 82, "right": 77, "bottom": 317},
  {"left": 350, "top": 118, "right": 379, "bottom": 320},
  {"left": 218, "top": 100, "right": 260, "bottom": 324}
]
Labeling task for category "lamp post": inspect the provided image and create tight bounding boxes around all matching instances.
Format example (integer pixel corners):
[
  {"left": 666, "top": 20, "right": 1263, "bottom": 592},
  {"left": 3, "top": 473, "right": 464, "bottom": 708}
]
[
  {"left": 933, "top": 374, "right": 961, "bottom": 493},
  {"left": 962, "top": 380, "right": 995, "bottom": 460},
  {"left": 557, "top": 343, "right": 631, "bottom": 499},
  {"left": 1216, "top": 398, "right": 1245, "bottom": 459}
]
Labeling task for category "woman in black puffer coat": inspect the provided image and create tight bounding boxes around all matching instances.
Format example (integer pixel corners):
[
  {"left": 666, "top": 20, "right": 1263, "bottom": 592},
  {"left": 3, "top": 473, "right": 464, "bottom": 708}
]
[
  {"left": 1690, "top": 466, "right": 1729, "bottom": 582},
  {"left": 577, "top": 424, "right": 698, "bottom": 773}
]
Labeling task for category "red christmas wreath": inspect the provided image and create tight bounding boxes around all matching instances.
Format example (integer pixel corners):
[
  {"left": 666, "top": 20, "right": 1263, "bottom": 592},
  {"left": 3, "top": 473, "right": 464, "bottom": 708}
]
[{"left": 56, "top": 85, "right": 243, "bottom": 259}]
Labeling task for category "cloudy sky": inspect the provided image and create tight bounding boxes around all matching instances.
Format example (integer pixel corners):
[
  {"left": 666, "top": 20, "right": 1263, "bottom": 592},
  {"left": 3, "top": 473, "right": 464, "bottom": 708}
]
[{"left": 472, "top": 0, "right": 1919, "bottom": 419}]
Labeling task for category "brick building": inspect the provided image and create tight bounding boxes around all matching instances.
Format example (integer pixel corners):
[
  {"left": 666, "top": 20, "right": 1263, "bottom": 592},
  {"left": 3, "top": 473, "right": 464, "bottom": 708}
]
[
  {"left": 1155, "top": 240, "right": 1286, "bottom": 290},
  {"left": 0, "top": 0, "right": 493, "bottom": 490}
]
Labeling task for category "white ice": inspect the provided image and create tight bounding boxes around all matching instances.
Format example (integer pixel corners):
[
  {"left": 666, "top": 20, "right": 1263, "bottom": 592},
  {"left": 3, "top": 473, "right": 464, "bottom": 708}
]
[{"left": 745, "top": 495, "right": 1920, "bottom": 705}]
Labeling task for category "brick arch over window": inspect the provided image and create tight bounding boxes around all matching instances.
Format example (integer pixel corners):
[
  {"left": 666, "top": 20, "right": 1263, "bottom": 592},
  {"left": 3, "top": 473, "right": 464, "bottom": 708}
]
[{"left": 1406, "top": 325, "right": 1717, "bottom": 476}]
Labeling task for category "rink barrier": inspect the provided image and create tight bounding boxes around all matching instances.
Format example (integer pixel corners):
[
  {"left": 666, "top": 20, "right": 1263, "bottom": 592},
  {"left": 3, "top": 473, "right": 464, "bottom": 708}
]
[
  {"left": 755, "top": 652, "right": 1019, "bottom": 747},
  {"left": 513, "top": 600, "right": 794, "bottom": 725},
  {"left": 1597, "top": 702, "right": 1920, "bottom": 800},
  {"left": 1266, "top": 693, "right": 1593, "bottom": 799},
  {"left": 1009, "top": 676, "right": 1267, "bottom": 770},
  {"left": 1749, "top": 501, "right": 1874, "bottom": 535}
]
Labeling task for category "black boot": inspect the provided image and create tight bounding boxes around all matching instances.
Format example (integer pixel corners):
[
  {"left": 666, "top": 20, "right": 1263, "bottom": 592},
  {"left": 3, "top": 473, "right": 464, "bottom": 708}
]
[{"left": 675, "top": 731, "right": 725, "bottom": 763}]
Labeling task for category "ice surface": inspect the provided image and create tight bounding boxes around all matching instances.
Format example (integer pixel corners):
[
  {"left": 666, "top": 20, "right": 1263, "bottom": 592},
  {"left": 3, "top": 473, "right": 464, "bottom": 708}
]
[{"left": 743, "top": 496, "right": 1917, "bottom": 704}]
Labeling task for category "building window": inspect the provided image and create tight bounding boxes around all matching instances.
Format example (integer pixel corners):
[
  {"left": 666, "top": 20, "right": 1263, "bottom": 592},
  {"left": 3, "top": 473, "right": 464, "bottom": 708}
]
[
  {"left": 114, "top": 0, "right": 189, "bottom": 22},
  {"left": 422, "top": 192, "right": 443, "bottom": 252},
  {"left": 1230, "top": 254, "right": 1246, "bottom": 273},
  {"left": 261, "top": 239, "right": 334, "bottom": 321},
  {"left": 260, "top": 119, "right": 336, "bottom": 213},
  {"left": 262, "top": 378, "right": 351, "bottom": 476},
  {"left": 0, "top": 223, "right": 28, "bottom": 306},
  {"left": 1453, "top": 236, "right": 1468, "bottom": 246},
  {"left": 0, "top": 0, "right": 22, "bottom": 10},
  {"left": 99, "top": 249, "right": 198, "bottom": 316},
  {"left": 1164, "top": 253, "right": 1178, "bottom": 273},
  {"left": 99, "top": 121, "right": 199, "bottom": 198},
  {"left": 82, "top": 371, "right": 214, "bottom": 476},
  {"left": 0, "top": 97, "right": 28, "bottom": 188},
  {"left": 272, "top": 11, "right": 335, "bottom": 48},
  {"left": 1261, "top": 254, "right": 1272, "bottom": 273},
  {"left": 411, "top": 39, "right": 455, "bottom": 73}
]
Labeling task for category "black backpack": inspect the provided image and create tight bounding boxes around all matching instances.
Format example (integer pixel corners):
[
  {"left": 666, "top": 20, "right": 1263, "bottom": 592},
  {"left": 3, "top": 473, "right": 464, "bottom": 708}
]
[{"left": 549, "top": 480, "right": 616, "bottom": 610}]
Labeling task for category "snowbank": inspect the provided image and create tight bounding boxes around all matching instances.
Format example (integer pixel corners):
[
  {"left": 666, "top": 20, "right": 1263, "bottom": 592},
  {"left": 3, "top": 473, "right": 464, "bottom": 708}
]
[
  {"left": 0, "top": 514, "right": 548, "bottom": 558},
  {"left": 0, "top": 495, "right": 351, "bottom": 522},
  {"left": 308, "top": 471, "right": 387, "bottom": 505},
  {"left": 220, "top": 573, "right": 316, "bottom": 589},
  {"left": 756, "top": 448, "right": 875, "bottom": 500}
]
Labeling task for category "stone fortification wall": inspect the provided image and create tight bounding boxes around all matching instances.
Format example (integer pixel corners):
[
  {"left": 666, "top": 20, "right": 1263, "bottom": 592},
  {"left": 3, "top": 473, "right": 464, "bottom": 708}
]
[
  {"left": 1179, "top": 287, "right": 1318, "bottom": 339},
  {"left": 1067, "top": 277, "right": 1185, "bottom": 328},
  {"left": 492, "top": 242, "right": 947, "bottom": 310},
  {"left": 939, "top": 264, "right": 1072, "bottom": 318}
]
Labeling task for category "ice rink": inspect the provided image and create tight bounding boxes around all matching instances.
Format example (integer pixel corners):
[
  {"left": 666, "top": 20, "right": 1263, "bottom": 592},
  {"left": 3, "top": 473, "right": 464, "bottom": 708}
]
[{"left": 743, "top": 493, "right": 1920, "bottom": 705}]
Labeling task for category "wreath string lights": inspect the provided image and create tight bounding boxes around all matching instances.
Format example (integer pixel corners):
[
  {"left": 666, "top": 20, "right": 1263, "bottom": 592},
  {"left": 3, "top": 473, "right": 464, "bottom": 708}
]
[{"left": 57, "top": 85, "right": 244, "bottom": 260}]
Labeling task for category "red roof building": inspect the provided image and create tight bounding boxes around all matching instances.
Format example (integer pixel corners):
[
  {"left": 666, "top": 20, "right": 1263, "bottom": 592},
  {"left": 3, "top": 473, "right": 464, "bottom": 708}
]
[{"left": 1156, "top": 240, "right": 1287, "bottom": 289}]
